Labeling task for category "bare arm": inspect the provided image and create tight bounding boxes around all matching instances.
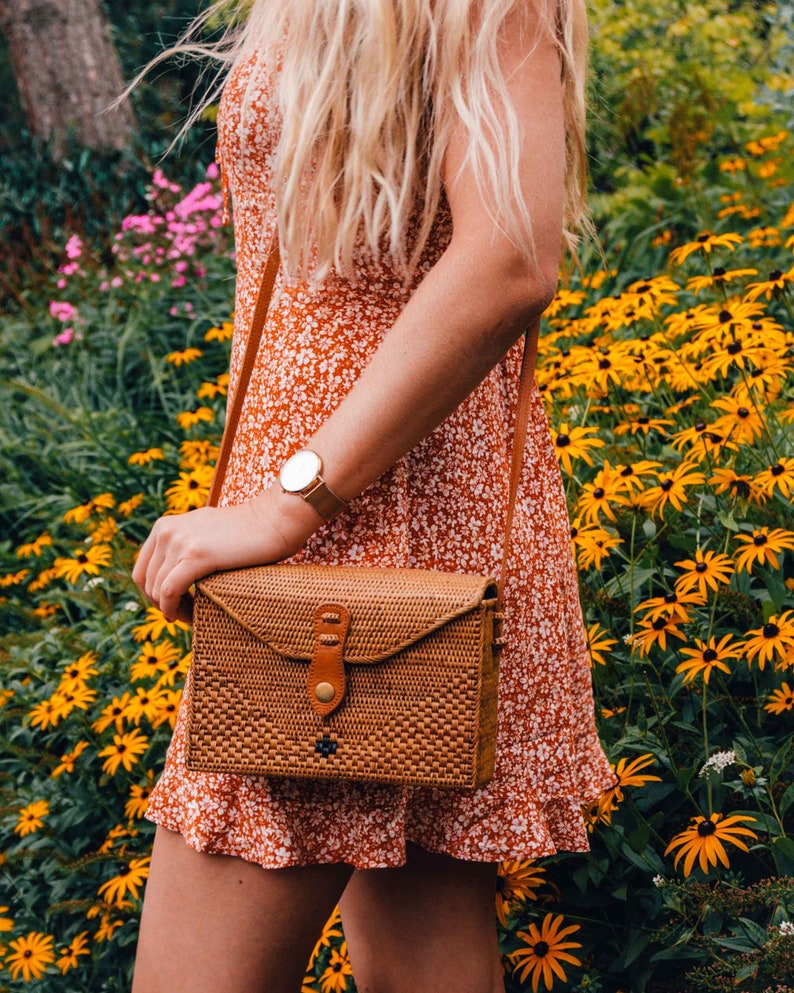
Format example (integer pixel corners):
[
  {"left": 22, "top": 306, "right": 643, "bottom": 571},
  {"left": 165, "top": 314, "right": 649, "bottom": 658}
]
[{"left": 133, "top": 4, "right": 566, "bottom": 620}]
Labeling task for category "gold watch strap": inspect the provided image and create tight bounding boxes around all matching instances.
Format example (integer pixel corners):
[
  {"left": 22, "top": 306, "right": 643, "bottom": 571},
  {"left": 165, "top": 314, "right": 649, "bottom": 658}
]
[{"left": 302, "top": 478, "right": 348, "bottom": 521}]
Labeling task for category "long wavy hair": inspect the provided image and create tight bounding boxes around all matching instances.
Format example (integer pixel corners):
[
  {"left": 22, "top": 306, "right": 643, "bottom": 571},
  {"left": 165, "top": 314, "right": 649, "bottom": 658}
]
[{"left": 142, "top": 0, "right": 591, "bottom": 284}]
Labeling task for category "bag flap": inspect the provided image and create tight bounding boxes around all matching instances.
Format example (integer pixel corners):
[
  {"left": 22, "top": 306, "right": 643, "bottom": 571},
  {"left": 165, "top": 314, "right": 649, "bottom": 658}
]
[{"left": 196, "top": 564, "right": 498, "bottom": 664}]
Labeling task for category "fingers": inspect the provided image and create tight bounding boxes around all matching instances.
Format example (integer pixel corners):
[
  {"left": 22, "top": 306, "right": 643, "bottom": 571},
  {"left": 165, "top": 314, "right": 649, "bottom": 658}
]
[{"left": 132, "top": 515, "right": 207, "bottom": 621}]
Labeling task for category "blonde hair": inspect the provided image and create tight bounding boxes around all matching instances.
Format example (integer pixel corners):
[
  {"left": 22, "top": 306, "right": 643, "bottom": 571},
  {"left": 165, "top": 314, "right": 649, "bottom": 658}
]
[{"left": 143, "top": 0, "right": 591, "bottom": 284}]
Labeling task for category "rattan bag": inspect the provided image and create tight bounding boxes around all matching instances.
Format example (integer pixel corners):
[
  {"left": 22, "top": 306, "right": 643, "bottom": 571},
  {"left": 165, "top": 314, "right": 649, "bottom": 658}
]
[{"left": 184, "top": 237, "right": 538, "bottom": 790}]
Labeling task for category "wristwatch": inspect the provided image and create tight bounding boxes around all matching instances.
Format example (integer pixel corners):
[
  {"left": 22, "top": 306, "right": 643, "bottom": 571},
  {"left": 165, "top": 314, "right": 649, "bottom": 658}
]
[{"left": 278, "top": 449, "right": 347, "bottom": 521}]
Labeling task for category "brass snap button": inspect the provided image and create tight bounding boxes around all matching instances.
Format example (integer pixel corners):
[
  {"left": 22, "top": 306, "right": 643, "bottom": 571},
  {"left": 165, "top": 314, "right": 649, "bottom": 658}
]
[{"left": 315, "top": 681, "right": 335, "bottom": 703}]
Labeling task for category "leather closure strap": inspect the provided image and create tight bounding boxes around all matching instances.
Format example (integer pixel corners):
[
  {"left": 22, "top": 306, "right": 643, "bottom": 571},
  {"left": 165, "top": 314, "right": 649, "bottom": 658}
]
[
  {"left": 208, "top": 230, "right": 540, "bottom": 612},
  {"left": 307, "top": 603, "right": 351, "bottom": 717}
]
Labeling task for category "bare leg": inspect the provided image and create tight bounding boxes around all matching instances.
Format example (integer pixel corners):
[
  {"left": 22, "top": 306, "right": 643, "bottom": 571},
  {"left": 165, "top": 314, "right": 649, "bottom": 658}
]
[
  {"left": 132, "top": 826, "right": 353, "bottom": 993},
  {"left": 340, "top": 843, "right": 504, "bottom": 993}
]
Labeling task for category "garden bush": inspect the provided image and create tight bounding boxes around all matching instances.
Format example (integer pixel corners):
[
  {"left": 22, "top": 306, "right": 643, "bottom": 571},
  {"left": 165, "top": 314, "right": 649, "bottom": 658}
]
[{"left": 1, "top": 4, "right": 793, "bottom": 992}]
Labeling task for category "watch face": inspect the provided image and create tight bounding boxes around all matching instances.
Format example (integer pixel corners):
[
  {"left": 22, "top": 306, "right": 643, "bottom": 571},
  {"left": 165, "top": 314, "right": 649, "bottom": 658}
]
[{"left": 279, "top": 449, "right": 322, "bottom": 492}]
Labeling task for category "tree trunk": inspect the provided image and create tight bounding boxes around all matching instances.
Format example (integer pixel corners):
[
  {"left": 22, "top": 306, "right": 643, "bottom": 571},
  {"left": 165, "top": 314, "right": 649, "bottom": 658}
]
[{"left": 0, "top": 0, "right": 135, "bottom": 157}]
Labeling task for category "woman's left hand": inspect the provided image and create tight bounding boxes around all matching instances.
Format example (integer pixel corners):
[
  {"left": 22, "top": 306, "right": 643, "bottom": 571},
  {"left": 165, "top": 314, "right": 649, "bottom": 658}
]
[{"left": 131, "top": 486, "right": 321, "bottom": 624}]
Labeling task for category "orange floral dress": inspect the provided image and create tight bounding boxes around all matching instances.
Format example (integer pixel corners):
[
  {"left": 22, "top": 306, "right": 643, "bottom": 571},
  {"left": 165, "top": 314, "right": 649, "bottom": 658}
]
[{"left": 145, "top": 51, "right": 618, "bottom": 869}]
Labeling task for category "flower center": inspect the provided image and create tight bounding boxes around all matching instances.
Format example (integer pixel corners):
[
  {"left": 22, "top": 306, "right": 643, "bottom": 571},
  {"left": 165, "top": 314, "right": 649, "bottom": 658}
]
[
  {"left": 703, "top": 648, "right": 718, "bottom": 662},
  {"left": 697, "top": 820, "right": 717, "bottom": 836},
  {"left": 763, "top": 623, "right": 780, "bottom": 639},
  {"left": 718, "top": 309, "right": 733, "bottom": 323},
  {"left": 753, "top": 534, "right": 768, "bottom": 546},
  {"left": 713, "top": 266, "right": 726, "bottom": 277},
  {"left": 695, "top": 562, "right": 708, "bottom": 573},
  {"left": 660, "top": 479, "right": 673, "bottom": 492},
  {"left": 533, "top": 941, "right": 550, "bottom": 957},
  {"left": 769, "top": 269, "right": 783, "bottom": 280},
  {"left": 593, "top": 487, "right": 605, "bottom": 499},
  {"left": 556, "top": 434, "right": 571, "bottom": 447},
  {"left": 737, "top": 407, "right": 749, "bottom": 418},
  {"left": 771, "top": 463, "right": 784, "bottom": 477},
  {"left": 726, "top": 341, "right": 742, "bottom": 355}
]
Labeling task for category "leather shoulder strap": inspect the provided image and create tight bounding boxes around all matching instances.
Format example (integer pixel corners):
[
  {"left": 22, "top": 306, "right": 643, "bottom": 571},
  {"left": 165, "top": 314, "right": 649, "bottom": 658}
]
[{"left": 207, "top": 233, "right": 540, "bottom": 606}]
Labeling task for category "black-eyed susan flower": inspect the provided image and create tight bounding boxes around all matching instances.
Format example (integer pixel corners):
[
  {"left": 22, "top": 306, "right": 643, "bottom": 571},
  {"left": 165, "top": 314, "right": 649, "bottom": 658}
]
[
  {"left": 179, "top": 438, "right": 219, "bottom": 468},
  {"left": 669, "top": 231, "right": 743, "bottom": 266},
  {"left": 175, "top": 406, "right": 215, "bottom": 430},
  {"left": 576, "top": 463, "right": 630, "bottom": 524},
  {"left": 674, "top": 549, "right": 734, "bottom": 598},
  {"left": 56, "top": 931, "right": 90, "bottom": 974},
  {"left": 747, "top": 225, "right": 781, "bottom": 249},
  {"left": 613, "top": 460, "right": 664, "bottom": 494},
  {"left": 734, "top": 527, "right": 794, "bottom": 573},
  {"left": 92, "top": 911, "right": 126, "bottom": 943},
  {"left": 52, "top": 544, "right": 113, "bottom": 585},
  {"left": 131, "top": 606, "right": 190, "bottom": 643},
  {"left": 128, "top": 448, "right": 165, "bottom": 466},
  {"left": 319, "top": 946, "right": 353, "bottom": 993},
  {"left": 196, "top": 376, "right": 229, "bottom": 400},
  {"left": 638, "top": 463, "right": 706, "bottom": 519},
  {"left": 204, "top": 321, "right": 234, "bottom": 342},
  {"left": 164, "top": 465, "right": 214, "bottom": 514},
  {"left": 550, "top": 422, "right": 605, "bottom": 475},
  {"left": 15, "top": 531, "right": 53, "bottom": 558},
  {"left": 307, "top": 906, "right": 344, "bottom": 971},
  {"left": 764, "top": 682, "right": 794, "bottom": 714},
  {"left": 664, "top": 812, "right": 758, "bottom": 876},
  {"left": 637, "top": 589, "right": 706, "bottom": 624},
  {"left": 51, "top": 741, "right": 90, "bottom": 778},
  {"left": 98, "top": 729, "right": 149, "bottom": 775},
  {"left": 575, "top": 528, "right": 623, "bottom": 571},
  {"left": 754, "top": 458, "right": 794, "bottom": 500},
  {"left": 708, "top": 467, "right": 759, "bottom": 503},
  {"left": 52, "top": 684, "right": 98, "bottom": 720},
  {"left": 59, "top": 650, "right": 99, "bottom": 690},
  {"left": 117, "top": 493, "right": 145, "bottom": 518},
  {"left": 744, "top": 265, "right": 794, "bottom": 301},
  {"left": 585, "top": 623, "right": 618, "bottom": 667},
  {"left": 150, "top": 689, "right": 182, "bottom": 729},
  {"left": 98, "top": 822, "right": 139, "bottom": 855},
  {"left": 496, "top": 861, "right": 545, "bottom": 927},
  {"left": 154, "top": 652, "right": 192, "bottom": 689},
  {"left": 629, "top": 615, "right": 688, "bottom": 657},
  {"left": 509, "top": 913, "right": 583, "bottom": 992},
  {"left": 0, "top": 568, "right": 30, "bottom": 588},
  {"left": 608, "top": 753, "right": 662, "bottom": 804},
  {"left": 582, "top": 790, "right": 620, "bottom": 831},
  {"left": 0, "top": 905, "right": 14, "bottom": 931},
  {"left": 740, "top": 611, "right": 794, "bottom": 670},
  {"left": 15, "top": 799, "right": 50, "bottom": 837},
  {"left": 710, "top": 396, "right": 766, "bottom": 445},
  {"left": 165, "top": 347, "right": 203, "bottom": 366},
  {"left": 125, "top": 773, "right": 155, "bottom": 820},
  {"left": 28, "top": 696, "right": 65, "bottom": 731},
  {"left": 686, "top": 266, "right": 758, "bottom": 294},
  {"left": 92, "top": 692, "right": 132, "bottom": 735},
  {"left": 123, "top": 686, "right": 166, "bottom": 726},
  {"left": 5, "top": 931, "right": 56, "bottom": 982},
  {"left": 130, "top": 640, "right": 181, "bottom": 682},
  {"left": 676, "top": 635, "right": 741, "bottom": 685},
  {"left": 97, "top": 856, "right": 151, "bottom": 906}
]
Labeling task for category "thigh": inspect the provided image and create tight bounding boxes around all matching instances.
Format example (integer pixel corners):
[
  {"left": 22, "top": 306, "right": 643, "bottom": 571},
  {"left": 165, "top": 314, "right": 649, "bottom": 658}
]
[
  {"left": 132, "top": 825, "right": 353, "bottom": 993},
  {"left": 339, "top": 843, "right": 504, "bottom": 993}
]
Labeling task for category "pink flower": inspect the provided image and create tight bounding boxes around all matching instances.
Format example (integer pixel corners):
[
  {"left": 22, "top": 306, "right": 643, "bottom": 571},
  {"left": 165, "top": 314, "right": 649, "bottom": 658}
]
[
  {"left": 65, "top": 235, "right": 83, "bottom": 259},
  {"left": 53, "top": 327, "right": 75, "bottom": 346},
  {"left": 205, "top": 161, "right": 219, "bottom": 180},
  {"left": 49, "top": 301, "right": 77, "bottom": 321},
  {"left": 171, "top": 274, "right": 187, "bottom": 288}
]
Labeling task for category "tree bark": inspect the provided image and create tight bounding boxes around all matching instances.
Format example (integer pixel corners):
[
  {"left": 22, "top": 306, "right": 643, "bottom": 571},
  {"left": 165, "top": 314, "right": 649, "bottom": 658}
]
[{"left": 0, "top": 0, "right": 135, "bottom": 157}]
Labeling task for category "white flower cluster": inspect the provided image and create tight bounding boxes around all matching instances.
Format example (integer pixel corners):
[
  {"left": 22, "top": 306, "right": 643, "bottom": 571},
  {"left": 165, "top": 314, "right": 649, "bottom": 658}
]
[
  {"left": 780, "top": 920, "right": 794, "bottom": 936},
  {"left": 698, "top": 750, "right": 737, "bottom": 777},
  {"left": 652, "top": 875, "right": 665, "bottom": 888}
]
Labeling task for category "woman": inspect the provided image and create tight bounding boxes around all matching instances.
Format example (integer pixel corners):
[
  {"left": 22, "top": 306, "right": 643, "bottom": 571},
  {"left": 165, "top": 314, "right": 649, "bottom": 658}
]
[{"left": 131, "top": 0, "right": 618, "bottom": 990}]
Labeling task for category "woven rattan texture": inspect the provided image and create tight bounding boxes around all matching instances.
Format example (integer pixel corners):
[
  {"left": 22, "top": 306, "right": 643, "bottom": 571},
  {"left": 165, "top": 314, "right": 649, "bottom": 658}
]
[{"left": 185, "top": 565, "right": 500, "bottom": 788}]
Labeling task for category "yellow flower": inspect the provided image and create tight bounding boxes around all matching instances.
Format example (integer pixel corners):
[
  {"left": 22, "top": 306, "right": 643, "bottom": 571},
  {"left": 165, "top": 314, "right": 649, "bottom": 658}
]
[
  {"left": 550, "top": 423, "right": 604, "bottom": 475},
  {"left": 123, "top": 685, "right": 166, "bottom": 726},
  {"left": 638, "top": 463, "right": 706, "bottom": 519},
  {"left": 63, "top": 493, "right": 115, "bottom": 524},
  {"left": 319, "top": 946, "right": 353, "bottom": 993},
  {"left": 575, "top": 527, "right": 623, "bottom": 571},
  {"left": 150, "top": 689, "right": 182, "bottom": 729},
  {"left": 674, "top": 549, "right": 734, "bottom": 598},
  {"left": 600, "top": 754, "right": 663, "bottom": 809},
  {"left": 98, "top": 729, "right": 149, "bottom": 775},
  {"left": 117, "top": 493, "right": 145, "bottom": 517},
  {"left": 495, "top": 860, "right": 546, "bottom": 928},
  {"left": 734, "top": 528, "right": 794, "bottom": 573},
  {"left": 0, "top": 905, "right": 14, "bottom": 931},
  {"left": 509, "top": 913, "right": 583, "bottom": 992},
  {"left": 97, "top": 856, "right": 151, "bottom": 907},
  {"left": 51, "top": 741, "right": 90, "bottom": 778},
  {"left": 629, "top": 615, "right": 688, "bottom": 657},
  {"left": 744, "top": 265, "right": 794, "bottom": 301},
  {"left": 636, "top": 589, "right": 706, "bottom": 624},
  {"left": 754, "top": 458, "right": 794, "bottom": 500},
  {"left": 131, "top": 640, "right": 181, "bottom": 682},
  {"left": 179, "top": 438, "right": 219, "bottom": 469},
  {"left": 52, "top": 683, "right": 98, "bottom": 720},
  {"left": 56, "top": 931, "right": 90, "bottom": 974},
  {"left": 204, "top": 321, "right": 234, "bottom": 342},
  {"left": 127, "top": 448, "right": 165, "bottom": 466},
  {"left": 5, "top": 931, "right": 56, "bottom": 982},
  {"left": 16, "top": 531, "right": 53, "bottom": 558},
  {"left": 740, "top": 611, "right": 794, "bottom": 671},
  {"left": 664, "top": 812, "right": 758, "bottom": 876},
  {"left": 668, "top": 231, "right": 743, "bottom": 266},
  {"left": 764, "top": 682, "right": 794, "bottom": 715},
  {"left": 0, "top": 568, "right": 30, "bottom": 588},
  {"left": 685, "top": 266, "right": 758, "bottom": 294},
  {"left": 59, "top": 650, "right": 99, "bottom": 690},
  {"left": 52, "top": 544, "right": 113, "bottom": 585},
  {"left": 165, "top": 347, "right": 203, "bottom": 365},
  {"left": 92, "top": 692, "right": 132, "bottom": 735},
  {"left": 709, "top": 396, "right": 765, "bottom": 445},
  {"left": 575, "top": 462, "right": 630, "bottom": 524},
  {"left": 98, "top": 823, "right": 138, "bottom": 855},
  {"left": 165, "top": 465, "right": 214, "bottom": 514},
  {"left": 125, "top": 773, "right": 155, "bottom": 820},
  {"left": 175, "top": 406, "right": 215, "bottom": 429},
  {"left": 15, "top": 799, "right": 50, "bottom": 837},
  {"left": 585, "top": 623, "right": 618, "bottom": 667},
  {"left": 131, "top": 606, "right": 190, "bottom": 642},
  {"left": 28, "top": 696, "right": 65, "bottom": 730},
  {"left": 676, "top": 636, "right": 741, "bottom": 685}
]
